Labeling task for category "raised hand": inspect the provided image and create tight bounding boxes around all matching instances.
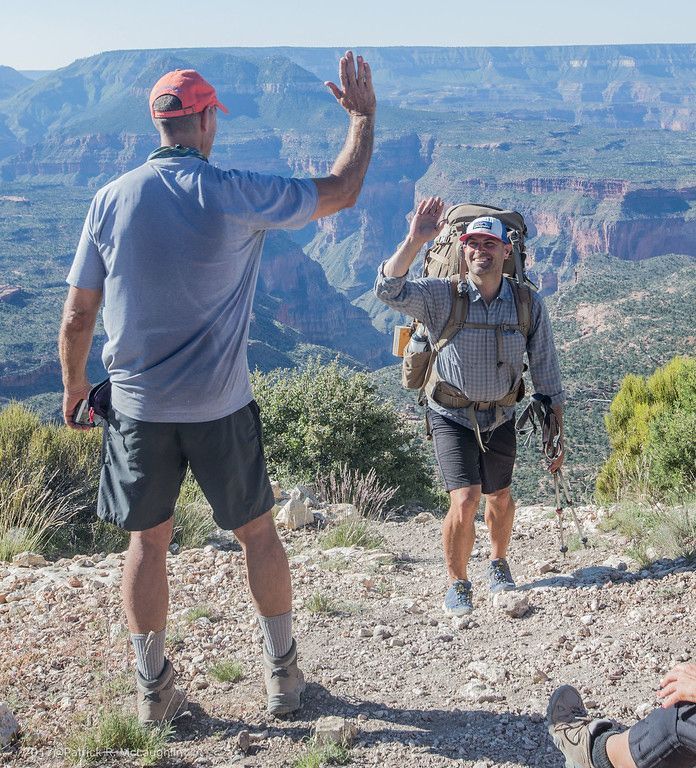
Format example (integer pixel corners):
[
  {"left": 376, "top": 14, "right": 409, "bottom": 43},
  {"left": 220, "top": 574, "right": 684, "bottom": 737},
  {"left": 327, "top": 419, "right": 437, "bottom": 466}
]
[
  {"left": 408, "top": 196, "right": 446, "bottom": 246},
  {"left": 325, "top": 51, "right": 376, "bottom": 117},
  {"left": 657, "top": 663, "right": 696, "bottom": 708}
]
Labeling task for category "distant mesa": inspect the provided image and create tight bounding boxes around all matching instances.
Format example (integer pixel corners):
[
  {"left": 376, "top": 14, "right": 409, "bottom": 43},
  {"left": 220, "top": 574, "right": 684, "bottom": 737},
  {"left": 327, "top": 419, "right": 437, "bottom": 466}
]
[{"left": 0, "top": 285, "right": 26, "bottom": 305}]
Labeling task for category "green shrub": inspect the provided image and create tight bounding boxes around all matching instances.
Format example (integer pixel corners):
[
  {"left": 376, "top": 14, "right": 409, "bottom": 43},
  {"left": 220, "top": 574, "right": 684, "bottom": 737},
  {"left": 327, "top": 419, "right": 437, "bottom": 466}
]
[
  {"left": 67, "top": 710, "right": 171, "bottom": 766},
  {"left": 597, "top": 357, "right": 695, "bottom": 502},
  {"left": 251, "top": 359, "right": 435, "bottom": 506},
  {"left": 208, "top": 659, "right": 244, "bottom": 683},
  {"left": 0, "top": 403, "right": 105, "bottom": 557},
  {"left": 600, "top": 499, "right": 696, "bottom": 564},
  {"left": 319, "top": 520, "right": 384, "bottom": 551},
  {"left": 305, "top": 592, "right": 340, "bottom": 615},
  {"left": 293, "top": 739, "right": 351, "bottom": 767}
]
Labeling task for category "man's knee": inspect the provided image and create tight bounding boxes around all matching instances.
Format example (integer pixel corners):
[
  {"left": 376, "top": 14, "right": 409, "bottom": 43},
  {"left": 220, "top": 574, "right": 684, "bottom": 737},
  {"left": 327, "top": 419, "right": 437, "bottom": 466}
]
[
  {"left": 234, "top": 510, "right": 278, "bottom": 549},
  {"left": 129, "top": 517, "right": 173, "bottom": 553},
  {"left": 485, "top": 486, "right": 514, "bottom": 508},
  {"left": 449, "top": 486, "right": 481, "bottom": 522}
]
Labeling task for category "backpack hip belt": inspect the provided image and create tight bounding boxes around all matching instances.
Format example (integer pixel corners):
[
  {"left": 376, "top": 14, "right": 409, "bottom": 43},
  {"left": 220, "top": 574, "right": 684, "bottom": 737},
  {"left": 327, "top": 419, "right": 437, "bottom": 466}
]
[{"left": 427, "top": 376, "right": 524, "bottom": 453}]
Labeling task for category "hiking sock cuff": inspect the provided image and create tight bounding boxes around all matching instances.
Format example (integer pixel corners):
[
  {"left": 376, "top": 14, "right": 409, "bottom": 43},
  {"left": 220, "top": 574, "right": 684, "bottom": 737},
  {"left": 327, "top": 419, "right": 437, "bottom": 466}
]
[
  {"left": 258, "top": 611, "right": 293, "bottom": 658},
  {"left": 591, "top": 728, "right": 624, "bottom": 768},
  {"left": 131, "top": 628, "right": 166, "bottom": 681}
]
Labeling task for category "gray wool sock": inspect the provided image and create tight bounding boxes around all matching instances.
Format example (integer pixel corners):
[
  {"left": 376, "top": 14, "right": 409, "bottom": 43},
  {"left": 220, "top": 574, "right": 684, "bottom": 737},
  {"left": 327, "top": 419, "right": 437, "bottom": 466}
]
[
  {"left": 258, "top": 611, "right": 293, "bottom": 658},
  {"left": 131, "top": 628, "right": 166, "bottom": 681}
]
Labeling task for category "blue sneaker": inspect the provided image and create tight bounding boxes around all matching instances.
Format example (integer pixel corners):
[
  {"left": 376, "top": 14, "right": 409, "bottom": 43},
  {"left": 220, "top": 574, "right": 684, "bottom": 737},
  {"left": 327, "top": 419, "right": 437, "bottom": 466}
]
[
  {"left": 442, "top": 579, "right": 474, "bottom": 616},
  {"left": 487, "top": 558, "right": 516, "bottom": 593}
]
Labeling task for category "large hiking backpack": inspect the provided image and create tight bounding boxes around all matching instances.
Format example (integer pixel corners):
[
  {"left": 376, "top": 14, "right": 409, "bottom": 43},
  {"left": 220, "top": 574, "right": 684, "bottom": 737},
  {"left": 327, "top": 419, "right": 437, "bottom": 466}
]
[{"left": 398, "top": 204, "right": 537, "bottom": 443}]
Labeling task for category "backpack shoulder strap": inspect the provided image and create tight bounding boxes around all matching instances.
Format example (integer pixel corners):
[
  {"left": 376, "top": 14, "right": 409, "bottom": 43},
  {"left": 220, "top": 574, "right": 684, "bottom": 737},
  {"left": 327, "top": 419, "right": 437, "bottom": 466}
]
[
  {"left": 419, "top": 276, "right": 468, "bottom": 403},
  {"left": 508, "top": 279, "right": 532, "bottom": 340},
  {"left": 433, "top": 275, "right": 468, "bottom": 349}
]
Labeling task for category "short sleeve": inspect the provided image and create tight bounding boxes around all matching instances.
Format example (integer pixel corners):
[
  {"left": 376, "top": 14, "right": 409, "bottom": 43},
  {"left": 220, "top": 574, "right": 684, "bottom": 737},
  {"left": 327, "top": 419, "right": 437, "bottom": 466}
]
[
  {"left": 66, "top": 200, "right": 106, "bottom": 289},
  {"left": 223, "top": 171, "right": 318, "bottom": 230}
]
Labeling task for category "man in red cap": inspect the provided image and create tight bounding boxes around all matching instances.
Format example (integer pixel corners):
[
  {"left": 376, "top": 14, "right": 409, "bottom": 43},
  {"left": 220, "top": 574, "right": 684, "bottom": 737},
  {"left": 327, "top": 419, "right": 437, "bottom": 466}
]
[
  {"left": 59, "top": 51, "right": 375, "bottom": 724},
  {"left": 375, "top": 198, "right": 564, "bottom": 617}
]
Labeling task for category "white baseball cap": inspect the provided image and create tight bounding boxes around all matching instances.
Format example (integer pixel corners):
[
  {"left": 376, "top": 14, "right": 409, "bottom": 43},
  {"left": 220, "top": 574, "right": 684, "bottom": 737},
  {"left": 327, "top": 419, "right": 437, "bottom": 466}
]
[{"left": 459, "top": 216, "right": 509, "bottom": 244}]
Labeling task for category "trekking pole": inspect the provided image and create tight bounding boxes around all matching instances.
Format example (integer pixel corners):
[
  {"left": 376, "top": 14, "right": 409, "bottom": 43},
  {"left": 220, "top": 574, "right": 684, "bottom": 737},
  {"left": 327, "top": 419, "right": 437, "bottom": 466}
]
[
  {"left": 557, "top": 469, "right": 588, "bottom": 548},
  {"left": 517, "top": 393, "right": 589, "bottom": 555},
  {"left": 553, "top": 470, "right": 568, "bottom": 556}
]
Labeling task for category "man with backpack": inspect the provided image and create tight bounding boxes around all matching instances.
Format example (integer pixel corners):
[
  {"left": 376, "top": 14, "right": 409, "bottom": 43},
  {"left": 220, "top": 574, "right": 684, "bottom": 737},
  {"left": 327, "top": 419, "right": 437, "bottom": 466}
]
[
  {"left": 59, "top": 51, "right": 375, "bottom": 724},
  {"left": 374, "top": 196, "right": 565, "bottom": 616}
]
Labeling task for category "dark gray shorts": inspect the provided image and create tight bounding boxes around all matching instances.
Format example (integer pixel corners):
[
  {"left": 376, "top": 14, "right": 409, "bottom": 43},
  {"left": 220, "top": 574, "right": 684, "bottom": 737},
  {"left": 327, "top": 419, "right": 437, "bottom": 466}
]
[
  {"left": 629, "top": 703, "right": 696, "bottom": 768},
  {"left": 97, "top": 400, "right": 275, "bottom": 532},
  {"left": 427, "top": 409, "right": 516, "bottom": 494}
]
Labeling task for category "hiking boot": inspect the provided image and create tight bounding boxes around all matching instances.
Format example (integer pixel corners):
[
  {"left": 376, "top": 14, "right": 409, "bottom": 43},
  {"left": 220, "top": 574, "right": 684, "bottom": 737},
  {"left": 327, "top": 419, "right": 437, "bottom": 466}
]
[
  {"left": 263, "top": 639, "right": 305, "bottom": 716},
  {"left": 136, "top": 658, "right": 187, "bottom": 725},
  {"left": 546, "top": 685, "right": 616, "bottom": 768},
  {"left": 442, "top": 579, "right": 474, "bottom": 616},
  {"left": 487, "top": 558, "right": 516, "bottom": 593}
]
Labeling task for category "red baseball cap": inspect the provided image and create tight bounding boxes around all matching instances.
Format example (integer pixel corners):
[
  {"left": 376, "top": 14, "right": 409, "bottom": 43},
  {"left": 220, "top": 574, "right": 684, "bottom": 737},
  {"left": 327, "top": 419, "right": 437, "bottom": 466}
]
[{"left": 149, "top": 69, "right": 229, "bottom": 118}]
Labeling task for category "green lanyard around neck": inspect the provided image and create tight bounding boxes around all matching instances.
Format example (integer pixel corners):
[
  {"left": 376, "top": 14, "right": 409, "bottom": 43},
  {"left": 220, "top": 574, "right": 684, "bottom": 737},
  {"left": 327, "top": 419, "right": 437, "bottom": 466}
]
[{"left": 147, "top": 144, "right": 209, "bottom": 163}]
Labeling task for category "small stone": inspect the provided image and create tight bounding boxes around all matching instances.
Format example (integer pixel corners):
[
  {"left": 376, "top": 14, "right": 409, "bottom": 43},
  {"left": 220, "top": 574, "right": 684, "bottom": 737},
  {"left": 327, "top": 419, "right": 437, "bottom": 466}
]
[
  {"left": 389, "top": 637, "right": 405, "bottom": 648},
  {"left": 532, "top": 668, "right": 550, "bottom": 683},
  {"left": 270, "top": 480, "right": 283, "bottom": 501},
  {"left": 67, "top": 576, "right": 83, "bottom": 588},
  {"left": 635, "top": 702, "right": 654, "bottom": 719},
  {"left": 468, "top": 661, "right": 507, "bottom": 685},
  {"left": 358, "top": 627, "right": 372, "bottom": 638},
  {"left": 413, "top": 512, "right": 435, "bottom": 524},
  {"left": 460, "top": 681, "right": 504, "bottom": 704},
  {"left": 314, "top": 716, "right": 357, "bottom": 747},
  {"left": 0, "top": 703, "right": 20, "bottom": 747},
  {"left": 493, "top": 591, "right": 530, "bottom": 618},
  {"left": 452, "top": 616, "right": 473, "bottom": 630},
  {"left": 581, "top": 615, "right": 594, "bottom": 626},
  {"left": 372, "top": 625, "right": 392, "bottom": 640},
  {"left": 12, "top": 551, "right": 48, "bottom": 567},
  {"left": 275, "top": 489, "right": 315, "bottom": 530},
  {"left": 539, "top": 561, "right": 559, "bottom": 574}
]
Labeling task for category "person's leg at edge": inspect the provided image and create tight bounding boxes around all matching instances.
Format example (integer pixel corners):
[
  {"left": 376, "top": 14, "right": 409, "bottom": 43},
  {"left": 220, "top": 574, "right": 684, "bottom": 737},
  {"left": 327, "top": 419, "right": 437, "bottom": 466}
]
[
  {"left": 122, "top": 516, "right": 174, "bottom": 680},
  {"left": 484, "top": 486, "right": 515, "bottom": 560},
  {"left": 234, "top": 509, "right": 293, "bottom": 658},
  {"left": 605, "top": 731, "right": 637, "bottom": 768},
  {"left": 442, "top": 485, "right": 481, "bottom": 582}
]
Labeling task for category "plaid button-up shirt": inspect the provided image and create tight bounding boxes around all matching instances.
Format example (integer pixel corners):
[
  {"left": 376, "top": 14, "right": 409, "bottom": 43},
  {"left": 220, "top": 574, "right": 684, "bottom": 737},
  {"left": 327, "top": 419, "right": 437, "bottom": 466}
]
[{"left": 375, "top": 265, "right": 565, "bottom": 432}]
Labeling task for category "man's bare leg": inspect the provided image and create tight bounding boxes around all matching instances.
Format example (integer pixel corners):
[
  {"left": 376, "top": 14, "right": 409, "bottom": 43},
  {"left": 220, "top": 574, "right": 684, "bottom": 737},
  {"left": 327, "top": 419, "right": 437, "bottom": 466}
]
[
  {"left": 606, "top": 731, "right": 637, "bottom": 768},
  {"left": 442, "top": 485, "right": 481, "bottom": 581},
  {"left": 235, "top": 510, "right": 291, "bottom": 616},
  {"left": 484, "top": 486, "right": 515, "bottom": 560},
  {"left": 122, "top": 517, "right": 173, "bottom": 681},
  {"left": 122, "top": 517, "right": 173, "bottom": 633}
]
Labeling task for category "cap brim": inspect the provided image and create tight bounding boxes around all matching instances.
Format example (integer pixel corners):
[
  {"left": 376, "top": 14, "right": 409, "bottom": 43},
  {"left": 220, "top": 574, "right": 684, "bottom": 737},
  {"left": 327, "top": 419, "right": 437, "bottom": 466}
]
[
  {"left": 215, "top": 99, "right": 229, "bottom": 115},
  {"left": 459, "top": 233, "right": 506, "bottom": 243}
]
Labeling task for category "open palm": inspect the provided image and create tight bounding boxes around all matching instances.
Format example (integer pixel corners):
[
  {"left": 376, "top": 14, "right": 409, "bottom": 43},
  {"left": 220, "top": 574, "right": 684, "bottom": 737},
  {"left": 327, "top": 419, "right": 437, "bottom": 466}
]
[{"left": 409, "top": 196, "right": 445, "bottom": 245}]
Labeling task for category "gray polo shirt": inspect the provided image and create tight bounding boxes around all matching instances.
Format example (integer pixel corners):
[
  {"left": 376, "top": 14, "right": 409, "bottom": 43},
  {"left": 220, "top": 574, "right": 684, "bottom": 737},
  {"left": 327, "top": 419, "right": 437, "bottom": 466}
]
[{"left": 67, "top": 156, "right": 317, "bottom": 422}]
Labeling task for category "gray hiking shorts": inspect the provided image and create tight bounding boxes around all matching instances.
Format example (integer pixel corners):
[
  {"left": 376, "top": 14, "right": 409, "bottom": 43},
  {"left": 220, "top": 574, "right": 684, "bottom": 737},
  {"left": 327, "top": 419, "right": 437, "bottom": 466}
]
[
  {"left": 629, "top": 702, "right": 696, "bottom": 768},
  {"left": 427, "top": 409, "right": 516, "bottom": 494},
  {"left": 97, "top": 400, "right": 275, "bottom": 532}
]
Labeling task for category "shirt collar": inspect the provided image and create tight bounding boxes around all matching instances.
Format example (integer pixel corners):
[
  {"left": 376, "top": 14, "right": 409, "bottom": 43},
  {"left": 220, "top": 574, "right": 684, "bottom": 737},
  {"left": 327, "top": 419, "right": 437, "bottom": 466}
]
[{"left": 465, "top": 275, "right": 512, "bottom": 302}]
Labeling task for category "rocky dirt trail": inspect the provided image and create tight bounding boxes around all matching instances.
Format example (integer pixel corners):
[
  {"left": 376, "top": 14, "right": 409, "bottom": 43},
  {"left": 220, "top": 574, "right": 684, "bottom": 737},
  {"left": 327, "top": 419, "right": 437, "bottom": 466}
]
[{"left": 0, "top": 496, "right": 694, "bottom": 768}]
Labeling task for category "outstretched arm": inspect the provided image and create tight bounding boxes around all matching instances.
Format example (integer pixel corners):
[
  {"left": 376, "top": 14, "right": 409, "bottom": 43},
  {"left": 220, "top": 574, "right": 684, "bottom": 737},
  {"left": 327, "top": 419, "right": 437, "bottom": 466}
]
[
  {"left": 382, "top": 196, "right": 445, "bottom": 277},
  {"left": 311, "top": 51, "right": 376, "bottom": 219},
  {"left": 59, "top": 285, "right": 102, "bottom": 428}
]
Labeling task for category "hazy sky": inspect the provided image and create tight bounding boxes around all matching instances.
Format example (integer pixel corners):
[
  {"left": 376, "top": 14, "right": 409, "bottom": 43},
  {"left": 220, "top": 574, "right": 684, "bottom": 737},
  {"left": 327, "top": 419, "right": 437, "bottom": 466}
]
[{"left": 4, "top": 0, "right": 695, "bottom": 70}]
